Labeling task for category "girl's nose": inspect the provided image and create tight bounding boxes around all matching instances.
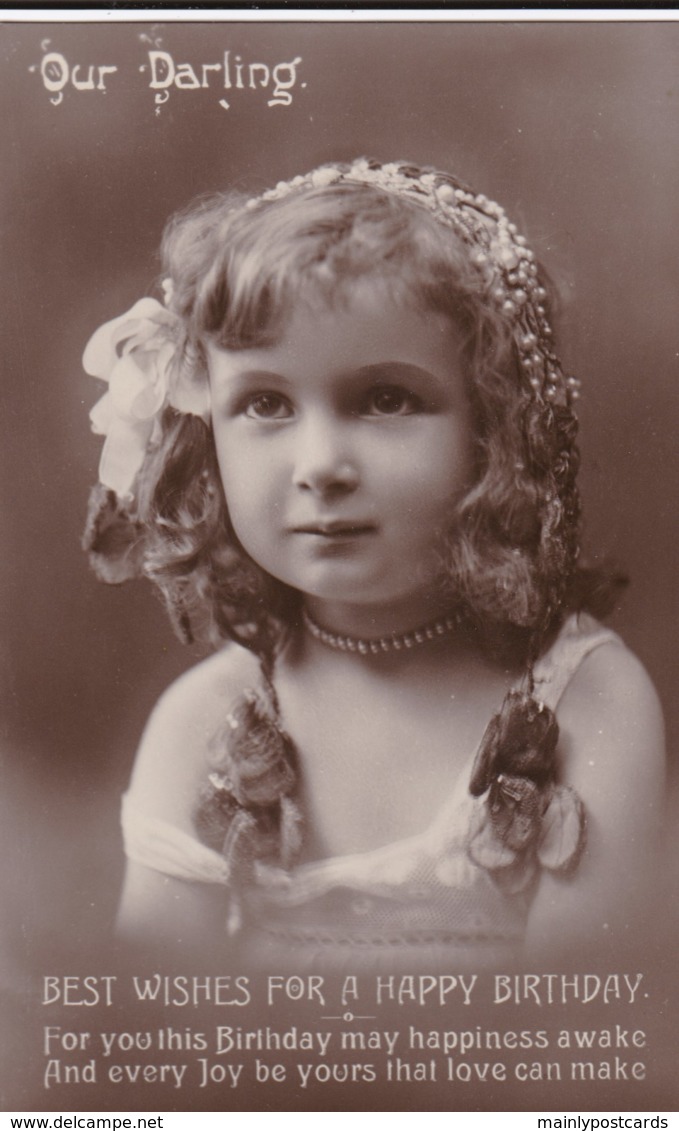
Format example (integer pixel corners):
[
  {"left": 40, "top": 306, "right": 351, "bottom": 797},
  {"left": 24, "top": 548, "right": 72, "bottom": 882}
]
[{"left": 291, "top": 416, "right": 359, "bottom": 496}]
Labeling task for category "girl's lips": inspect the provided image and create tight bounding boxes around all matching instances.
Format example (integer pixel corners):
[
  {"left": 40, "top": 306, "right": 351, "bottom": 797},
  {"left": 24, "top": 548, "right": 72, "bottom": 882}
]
[{"left": 291, "top": 522, "right": 376, "bottom": 537}]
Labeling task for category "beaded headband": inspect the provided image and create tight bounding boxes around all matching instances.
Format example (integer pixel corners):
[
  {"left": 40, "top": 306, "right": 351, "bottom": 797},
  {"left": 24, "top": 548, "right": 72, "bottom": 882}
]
[{"left": 85, "top": 157, "right": 579, "bottom": 500}]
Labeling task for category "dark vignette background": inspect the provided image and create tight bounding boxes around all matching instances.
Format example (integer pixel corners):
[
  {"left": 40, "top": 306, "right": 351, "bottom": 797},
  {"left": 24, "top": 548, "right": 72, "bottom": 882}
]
[{"left": 1, "top": 17, "right": 678, "bottom": 1112}]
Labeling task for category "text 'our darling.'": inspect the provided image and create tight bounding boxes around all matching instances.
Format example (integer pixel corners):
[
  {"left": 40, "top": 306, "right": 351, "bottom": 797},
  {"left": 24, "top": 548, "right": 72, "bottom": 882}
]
[{"left": 30, "top": 46, "right": 304, "bottom": 110}]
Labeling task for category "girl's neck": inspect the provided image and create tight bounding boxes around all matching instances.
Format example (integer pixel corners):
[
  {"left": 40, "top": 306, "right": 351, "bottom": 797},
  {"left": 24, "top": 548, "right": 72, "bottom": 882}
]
[
  {"left": 302, "top": 606, "right": 459, "bottom": 658},
  {"left": 303, "top": 593, "right": 457, "bottom": 643},
  {"left": 294, "top": 595, "right": 476, "bottom": 677}
]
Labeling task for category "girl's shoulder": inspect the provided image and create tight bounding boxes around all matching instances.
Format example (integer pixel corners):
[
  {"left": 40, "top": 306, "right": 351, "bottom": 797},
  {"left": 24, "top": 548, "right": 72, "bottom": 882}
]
[
  {"left": 552, "top": 615, "right": 665, "bottom": 819},
  {"left": 527, "top": 617, "right": 665, "bottom": 953},
  {"left": 125, "top": 643, "right": 262, "bottom": 832},
  {"left": 546, "top": 613, "right": 663, "bottom": 731},
  {"left": 534, "top": 612, "right": 623, "bottom": 705}
]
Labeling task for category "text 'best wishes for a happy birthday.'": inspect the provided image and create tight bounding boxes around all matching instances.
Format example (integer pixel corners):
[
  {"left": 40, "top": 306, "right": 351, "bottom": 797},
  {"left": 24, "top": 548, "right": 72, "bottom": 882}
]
[{"left": 43, "top": 971, "right": 646, "bottom": 1009}]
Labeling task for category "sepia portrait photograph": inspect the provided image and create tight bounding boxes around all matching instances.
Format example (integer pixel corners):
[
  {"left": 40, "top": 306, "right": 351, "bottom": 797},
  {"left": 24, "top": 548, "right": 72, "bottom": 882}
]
[{"left": 1, "top": 9, "right": 678, "bottom": 1113}]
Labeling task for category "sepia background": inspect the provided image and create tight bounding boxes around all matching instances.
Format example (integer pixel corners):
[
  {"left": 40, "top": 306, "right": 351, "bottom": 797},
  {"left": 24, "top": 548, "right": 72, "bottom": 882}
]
[{"left": 1, "top": 16, "right": 678, "bottom": 1111}]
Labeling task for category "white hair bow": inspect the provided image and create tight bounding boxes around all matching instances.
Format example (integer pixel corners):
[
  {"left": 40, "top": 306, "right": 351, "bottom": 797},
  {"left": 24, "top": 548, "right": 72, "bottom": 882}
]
[{"left": 84, "top": 296, "right": 210, "bottom": 500}]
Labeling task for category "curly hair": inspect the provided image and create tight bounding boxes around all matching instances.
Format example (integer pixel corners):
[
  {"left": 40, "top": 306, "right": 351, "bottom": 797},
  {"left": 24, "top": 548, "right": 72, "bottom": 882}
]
[{"left": 84, "top": 166, "right": 620, "bottom": 668}]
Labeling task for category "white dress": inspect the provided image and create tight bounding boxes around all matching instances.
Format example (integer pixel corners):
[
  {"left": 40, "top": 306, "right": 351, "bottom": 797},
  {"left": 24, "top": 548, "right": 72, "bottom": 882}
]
[{"left": 121, "top": 613, "right": 621, "bottom": 969}]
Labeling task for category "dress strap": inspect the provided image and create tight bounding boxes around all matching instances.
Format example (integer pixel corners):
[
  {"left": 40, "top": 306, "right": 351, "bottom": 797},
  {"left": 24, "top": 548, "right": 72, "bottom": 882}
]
[
  {"left": 121, "top": 793, "right": 229, "bottom": 885},
  {"left": 532, "top": 612, "right": 621, "bottom": 710}
]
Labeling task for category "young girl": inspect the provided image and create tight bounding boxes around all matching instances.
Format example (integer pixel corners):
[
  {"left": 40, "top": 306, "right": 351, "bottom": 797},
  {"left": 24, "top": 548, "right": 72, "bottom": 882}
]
[{"left": 83, "top": 158, "right": 664, "bottom": 969}]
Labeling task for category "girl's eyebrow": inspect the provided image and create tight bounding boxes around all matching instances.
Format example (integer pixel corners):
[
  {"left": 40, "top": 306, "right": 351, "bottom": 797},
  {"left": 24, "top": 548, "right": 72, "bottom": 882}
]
[
  {"left": 221, "top": 363, "right": 438, "bottom": 377},
  {"left": 224, "top": 368, "right": 290, "bottom": 383},
  {"left": 352, "top": 362, "right": 444, "bottom": 383},
  {"left": 213, "top": 362, "right": 448, "bottom": 390}
]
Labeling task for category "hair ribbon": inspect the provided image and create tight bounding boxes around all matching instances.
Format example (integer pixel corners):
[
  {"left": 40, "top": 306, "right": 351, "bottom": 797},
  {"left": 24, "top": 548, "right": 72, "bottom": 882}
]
[{"left": 84, "top": 295, "right": 210, "bottom": 499}]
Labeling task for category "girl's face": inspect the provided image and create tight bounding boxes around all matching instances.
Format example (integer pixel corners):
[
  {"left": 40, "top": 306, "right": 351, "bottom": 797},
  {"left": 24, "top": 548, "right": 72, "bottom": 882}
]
[{"left": 208, "top": 281, "right": 476, "bottom": 634}]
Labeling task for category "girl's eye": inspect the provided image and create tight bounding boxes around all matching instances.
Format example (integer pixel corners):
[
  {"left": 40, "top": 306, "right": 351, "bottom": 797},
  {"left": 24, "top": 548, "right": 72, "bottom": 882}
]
[
  {"left": 244, "top": 393, "right": 291, "bottom": 420},
  {"left": 365, "top": 386, "right": 420, "bottom": 416}
]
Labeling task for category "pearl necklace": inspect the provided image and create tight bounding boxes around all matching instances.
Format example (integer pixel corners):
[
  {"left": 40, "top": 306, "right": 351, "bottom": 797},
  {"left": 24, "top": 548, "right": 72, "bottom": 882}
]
[{"left": 302, "top": 608, "right": 458, "bottom": 655}]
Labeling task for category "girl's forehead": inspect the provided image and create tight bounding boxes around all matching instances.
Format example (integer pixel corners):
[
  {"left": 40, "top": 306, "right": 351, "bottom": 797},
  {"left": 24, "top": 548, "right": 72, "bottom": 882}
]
[
  {"left": 278, "top": 282, "right": 459, "bottom": 352},
  {"left": 207, "top": 281, "right": 466, "bottom": 385},
  {"left": 285, "top": 275, "right": 459, "bottom": 344},
  {"left": 297, "top": 271, "right": 417, "bottom": 315}
]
